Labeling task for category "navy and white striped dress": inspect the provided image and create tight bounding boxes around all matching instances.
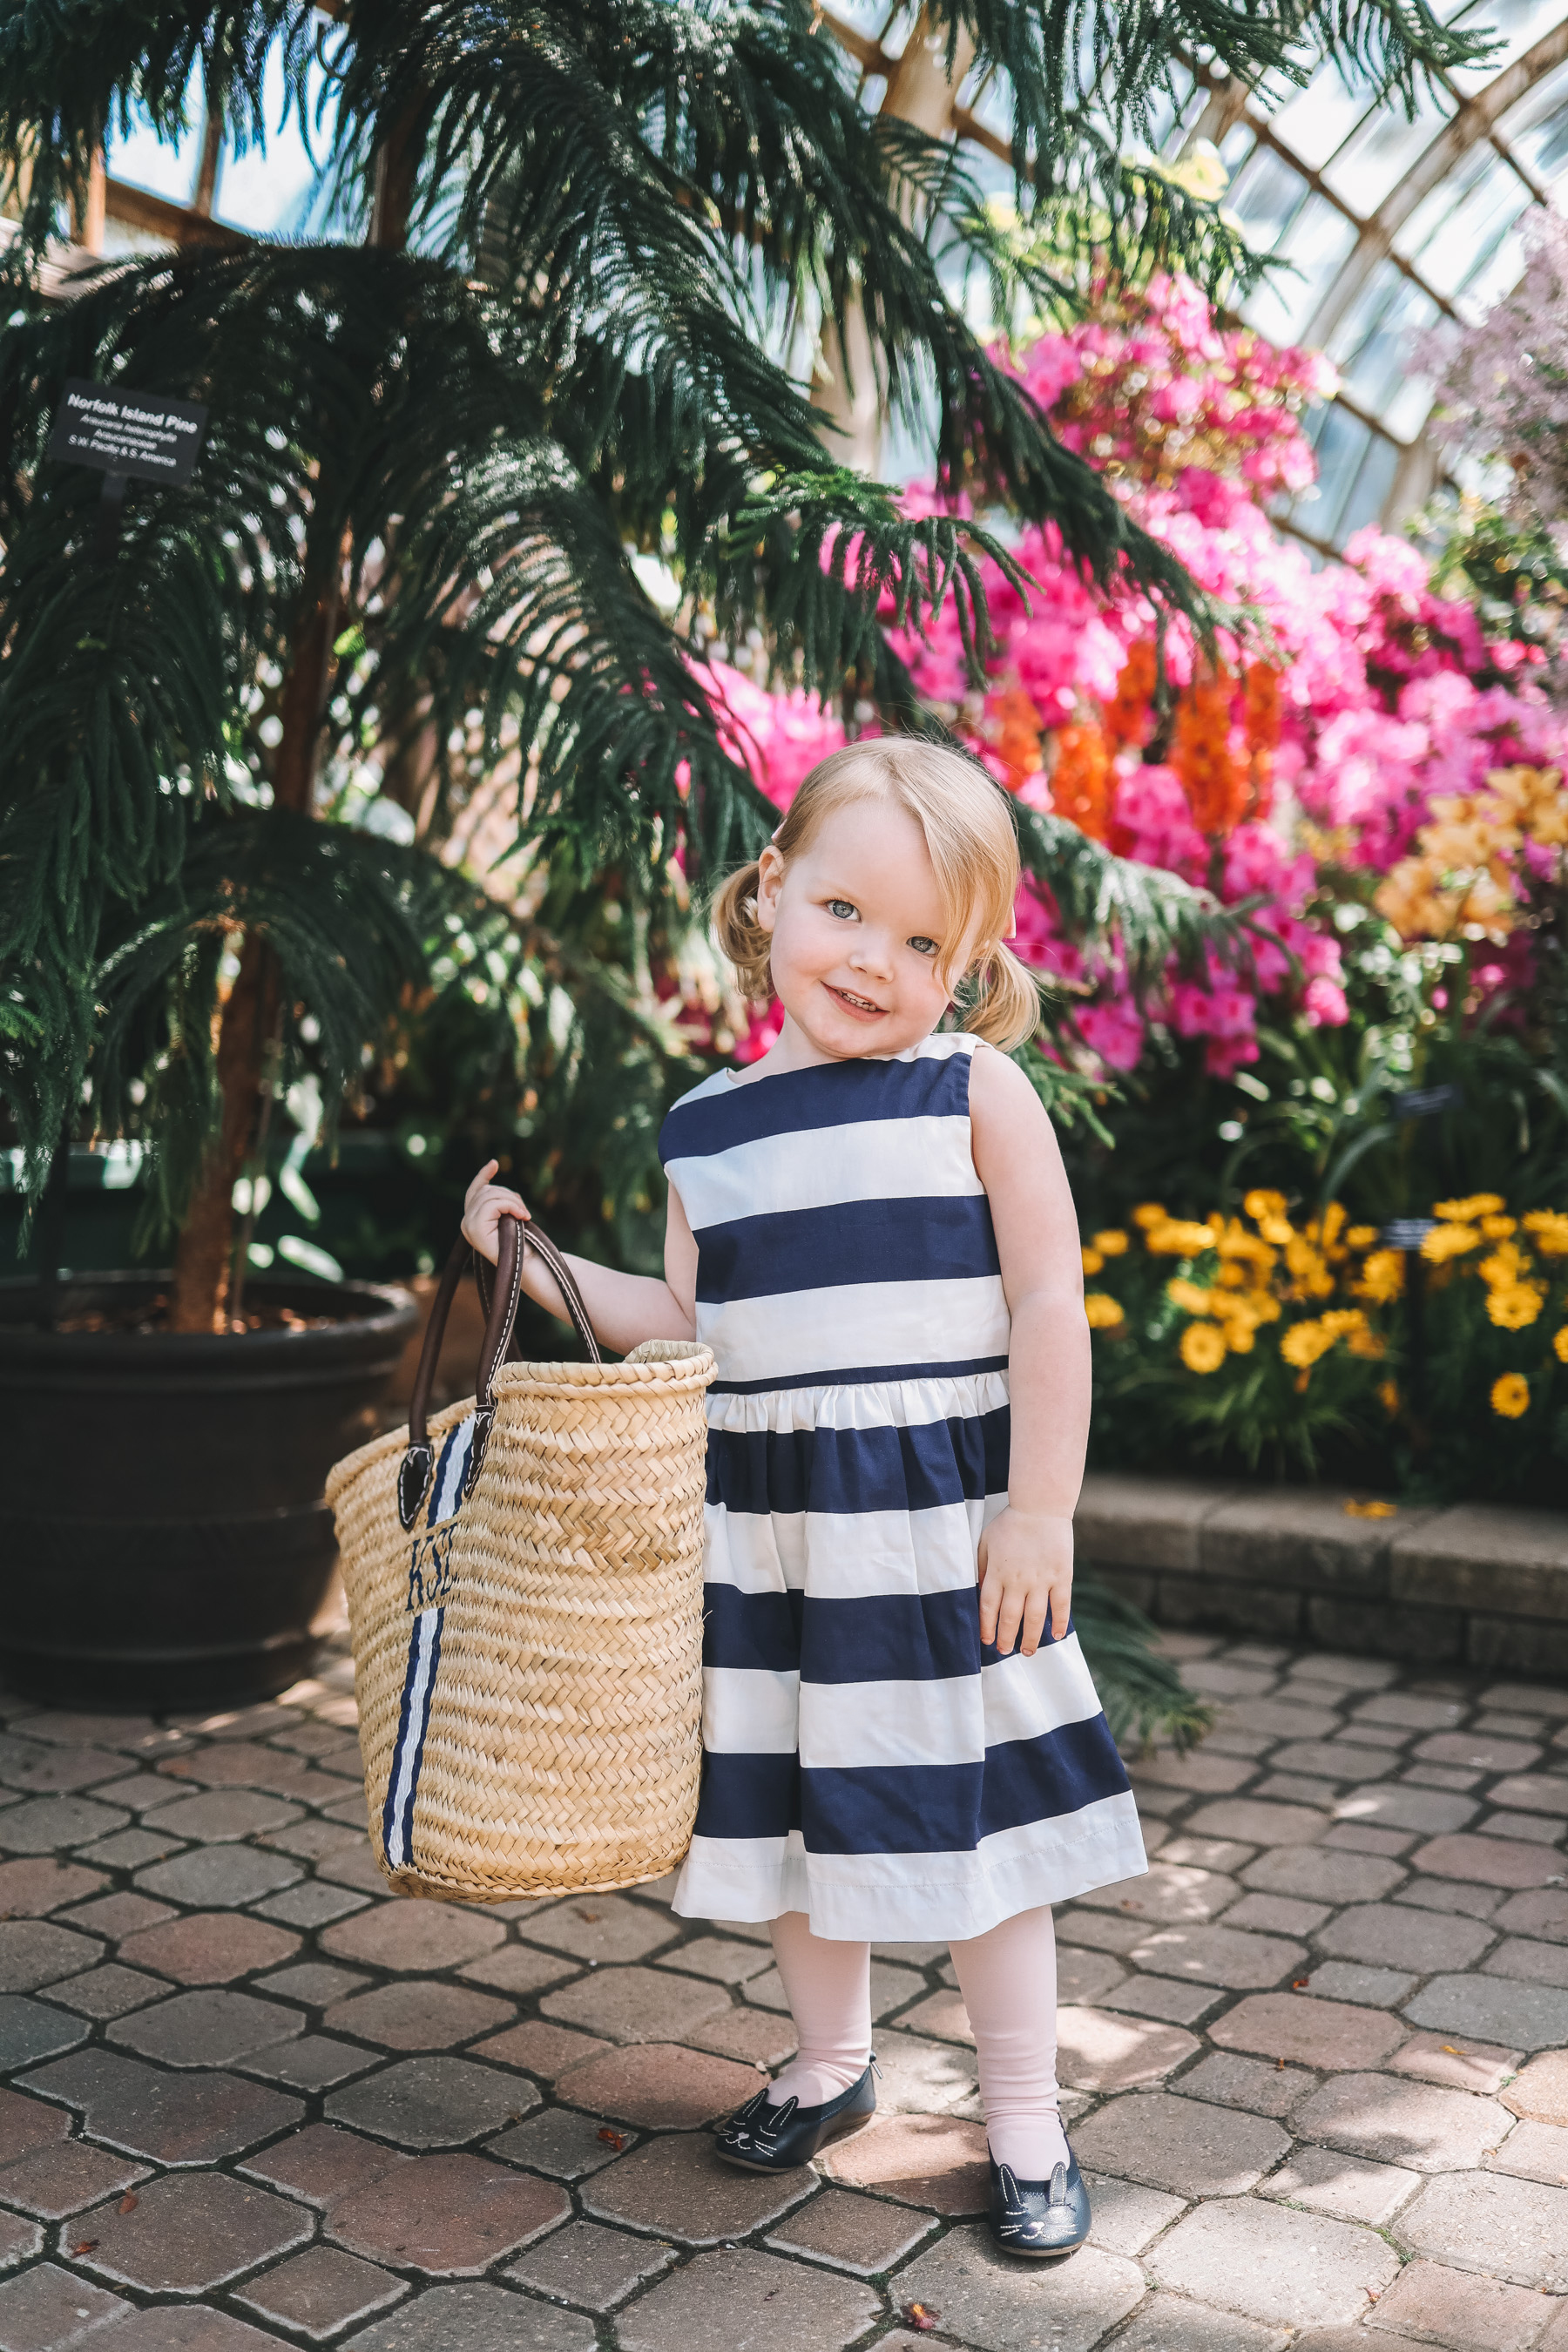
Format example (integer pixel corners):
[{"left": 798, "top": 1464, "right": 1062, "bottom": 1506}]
[{"left": 659, "top": 1031, "right": 1146, "bottom": 1941}]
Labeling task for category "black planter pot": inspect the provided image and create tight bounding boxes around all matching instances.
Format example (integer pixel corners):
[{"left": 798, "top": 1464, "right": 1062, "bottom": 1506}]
[{"left": 0, "top": 1273, "right": 418, "bottom": 1710}]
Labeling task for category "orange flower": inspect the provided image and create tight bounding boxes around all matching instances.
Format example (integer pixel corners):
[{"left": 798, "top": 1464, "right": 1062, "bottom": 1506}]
[
  {"left": 1101, "top": 640, "right": 1158, "bottom": 758},
  {"left": 988, "top": 687, "right": 1042, "bottom": 791},
  {"left": 1050, "top": 720, "right": 1112, "bottom": 841},
  {"left": 1173, "top": 664, "right": 1247, "bottom": 838},
  {"left": 1243, "top": 661, "right": 1281, "bottom": 820}
]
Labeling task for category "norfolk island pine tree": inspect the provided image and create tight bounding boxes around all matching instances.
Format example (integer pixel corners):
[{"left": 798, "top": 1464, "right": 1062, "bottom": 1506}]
[{"left": 0, "top": 0, "right": 1494, "bottom": 1337}]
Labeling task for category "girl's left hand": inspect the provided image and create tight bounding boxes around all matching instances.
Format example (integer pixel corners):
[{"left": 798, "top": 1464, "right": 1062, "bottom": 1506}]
[{"left": 977, "top": 1509, "right": 1074, "bottom": 1658}]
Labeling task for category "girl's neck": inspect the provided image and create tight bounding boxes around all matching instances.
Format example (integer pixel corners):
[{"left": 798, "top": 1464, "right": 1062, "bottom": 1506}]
[{"left": 731, "top": 1010, "right": 912, "bottom": 1086}]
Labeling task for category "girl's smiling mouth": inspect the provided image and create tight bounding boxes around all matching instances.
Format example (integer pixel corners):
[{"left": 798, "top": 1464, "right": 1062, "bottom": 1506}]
[{"left": 826, "top": 983, "right": 886, "bottom": 1017}]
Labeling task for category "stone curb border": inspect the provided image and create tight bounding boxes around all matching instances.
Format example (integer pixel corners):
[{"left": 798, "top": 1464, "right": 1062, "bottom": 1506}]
[{"left": 1076, "top": 1476, "right": 1568, "bottom": 1673}]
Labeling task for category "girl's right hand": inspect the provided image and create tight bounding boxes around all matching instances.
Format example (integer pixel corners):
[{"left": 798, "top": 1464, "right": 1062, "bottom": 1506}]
[{"left": 462, "top": 1159, "right": 530, "bottom": 1265}]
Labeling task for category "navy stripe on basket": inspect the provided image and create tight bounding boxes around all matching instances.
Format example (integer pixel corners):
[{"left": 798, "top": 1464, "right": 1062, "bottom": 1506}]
[
  {"left": 382, "top": 1606, "right": 444, "bottom": 1871},
  {"left": 710, "top": 1353, "right": 1009, "bottom": 1397},
  {"left": 706, "top": 1408, "right": 1010, "bottom": 1516},
  {"left": 703, "top": 1584, "right": 1068, "bottom": 1678},
  {"left": 660, "top": 1048, "right": 971, "bottom": 1166},
  {"left": 692, "top": 1715, "right": 1129, "bottom": 1855},
  {"left": 694, "top": 1194, "right": 998, "bottom": 1306}
]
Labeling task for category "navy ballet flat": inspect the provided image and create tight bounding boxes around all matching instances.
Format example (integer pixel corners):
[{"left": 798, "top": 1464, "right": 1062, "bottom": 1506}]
[
  {"left": 987, "top": 2147, "right": 1092, "bottom": 2259},
  {"left": 713, "top": 2060, "right": 877, "bottom": 2171}
]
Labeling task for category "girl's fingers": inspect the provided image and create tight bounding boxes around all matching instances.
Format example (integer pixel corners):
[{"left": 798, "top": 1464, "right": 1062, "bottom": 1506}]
[{"left": 1019, "top": 1589, "right": 1050, "bottom": 1657}]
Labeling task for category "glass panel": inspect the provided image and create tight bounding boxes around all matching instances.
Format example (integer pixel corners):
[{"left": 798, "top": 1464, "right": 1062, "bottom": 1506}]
[
  {"left": 1497, "top": 57, "right": 1568, "bottom": 183},
  {"left": 1225, "top": 146, "right": 1308, "bottom": 249},
  {"left": 1383, "top": 363, "right": 1438, "bottom": 443},
  {"left": 1296, "top": 400, "right": 1372, "bottom": 542},
  {"left": 213, "top": 39, "right": 338, "bottom": 234},
  {"left": 1265, "top": 55, "right": 1382, "bottom": 172},
  {"left": 1321, "top": 83, "right": 1455, "bottom": 213},
  {"left": 1446, "top": 0, "right": 1567, "bottom": 91},
  {"left": 1453, "top": 218, "right": 1528, "bottom": 319},
  {"left": 1327, "top": 261, "right": 1440, "bottom": 422},
  {"left": 1220, "top": 121, "right": 1256, "bottom": 172},
  {"left": 1401, "top": 150, "right": 1532, "bottom": 297},
  {"left": 1332, "top": 429, "right": 1403, "bottom": 542},
  {"left": 1243, "top": 194, "right": 1358, "bottom": 340},
  {"left": 104, "top": 69, "right": 204, "bottom": 206}
]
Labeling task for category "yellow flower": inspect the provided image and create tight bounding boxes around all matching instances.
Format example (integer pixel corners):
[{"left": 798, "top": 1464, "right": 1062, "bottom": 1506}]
[
  {"left": 1480, "top": 1240, "right": 1528, "bottom": 1288},
  {"left": 1081, "top": 1246, "right": 1105, "bottom": 1276},
  {"left": 1260, "top": 1216, "right": 1294, "bottom": 1247},
  {"left": 1280, "top": 1320, "right": 1335, "bottom": 1369},
  {"left": 1491, "top": 1373, "right": 1531, "bottom": 1419},
  {"left": 1247, "top": 1289, "right": 1283, "bottom": 1324},
  {"left": 1355, "top": 1249, "right": 1404, "bottom": 1304},
  {"left": 1244, "top": 1189, "right": 1287, "bottom": 1221},
  {"left": 1348, "top": 1327, "right": 1386, "bottom": 1359},
  {"left": 1480, "top": 1214, "right": 1517, "bottom": 1240},
  {"left": 1378, "top": 1378, "right": 1400, "bottom": 1416},
  {"left": 1284, "top": 1233, "right": 1335, "bottom": 1299},
  {"left": 1092, "top": 1229, "right": 1130, "bottom": 1256},
  {"left": 1555, "top": 1327, "right": 1568, "bottom": 1363},
  {"left": 1344, "top": 1498, "right": 1396, "bottom": 1518},
  {"left": 1146, "top": 1219, "right": 1220, "bottom": 1257},
  {"left": 1320, "top": 1203, "right": 1348, "bottom": 1251},
  {"left": 1487, "top": 1284, "right": 1545, "bottom": 1330},
  {"left": 1216, "top": 1260, "right": 1248, "bottom": 1289},
  {"left": 1180, "top": 1322, "right": 1227, "bottom": 1373},
  {"left": 1132, "top": 1202, "right": 1167, "bottom": 1228},
  {"left": 1346, "top": 1226, "right": 1379, "bottom": 1251},
  {"left": 1084, "top": 1294, "right": 1125, "bottom": 1330},
  {"left": 1319, "top": 1308, "right": 1368, "bottom": 1338},
  {"left": 1523, "top": 1211, "right": 1568, "bottom": 1257},
  {"left": 1434, "top": 1194, "right": 1504, "bottom": 1221},
  {"left": 1422, "top": 1223, "right": 1482, "bottom": 1263},
  {"left": 1225, "top": 1322, "right": 1256, "bottom": 1355},
  {"left": 1166, "top": 1277, "right": 1213, "bottom": 1315}
]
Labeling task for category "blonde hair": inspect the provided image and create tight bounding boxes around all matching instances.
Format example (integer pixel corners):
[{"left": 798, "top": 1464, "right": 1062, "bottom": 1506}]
[{"left": 713, "top": 739, "right": 1042, "bottom": 1052}]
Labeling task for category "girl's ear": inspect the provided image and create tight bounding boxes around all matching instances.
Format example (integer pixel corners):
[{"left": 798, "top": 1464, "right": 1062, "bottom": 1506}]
[{"left": 754, "top": 842, "right": 785, "bottom": 935}]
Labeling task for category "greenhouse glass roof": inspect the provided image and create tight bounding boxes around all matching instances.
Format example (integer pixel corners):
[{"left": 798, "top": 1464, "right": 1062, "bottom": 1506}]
[{"left": 91, "top": 3, "right": 1563, "bottom": 551}]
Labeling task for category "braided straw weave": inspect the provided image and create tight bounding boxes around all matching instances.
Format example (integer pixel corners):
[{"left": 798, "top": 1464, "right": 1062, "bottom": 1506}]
[{"left": 328, "top": 1338, "right": 714, "bottom": 1902}]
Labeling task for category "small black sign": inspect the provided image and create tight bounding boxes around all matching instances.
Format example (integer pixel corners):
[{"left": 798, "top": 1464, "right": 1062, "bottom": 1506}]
[
  {"left": 49, "top": 380, "right": 208, "bottom": 486},
  {"left": 1390, "top": 1083, "right": 1463, "bottom": 1120},
  {"left": 1382, "top": 1218, "right": 1437, "bottom": 1250}
]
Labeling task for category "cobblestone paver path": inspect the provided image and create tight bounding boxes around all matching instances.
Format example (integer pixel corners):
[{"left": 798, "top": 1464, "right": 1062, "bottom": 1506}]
[{"left": 3, "top": 1630, "right": 1567, "bottom": 2350}]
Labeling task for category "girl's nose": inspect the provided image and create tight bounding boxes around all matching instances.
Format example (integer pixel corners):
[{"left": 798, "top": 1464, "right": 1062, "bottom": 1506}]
[{"left": 848, "top": 934, "right": 895, "bottom": 979}]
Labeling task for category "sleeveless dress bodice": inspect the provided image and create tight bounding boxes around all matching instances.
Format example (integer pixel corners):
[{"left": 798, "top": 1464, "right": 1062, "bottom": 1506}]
[{"left": 658, "top": 1031, "right": 1146, "bottom": 1938}]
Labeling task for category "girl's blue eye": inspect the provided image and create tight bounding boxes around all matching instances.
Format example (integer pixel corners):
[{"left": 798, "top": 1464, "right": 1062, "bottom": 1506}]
[
  {"left": 909, "top": 936, "right": 937, "bottom": 956},
  {"left": 826, "top": 899, "right": 857, "bottom": 920}
]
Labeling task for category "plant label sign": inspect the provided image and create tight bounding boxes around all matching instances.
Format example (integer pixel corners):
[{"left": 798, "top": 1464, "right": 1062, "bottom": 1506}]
[{"left": 48, "top": 380, "right": 208, "bottom": 485}]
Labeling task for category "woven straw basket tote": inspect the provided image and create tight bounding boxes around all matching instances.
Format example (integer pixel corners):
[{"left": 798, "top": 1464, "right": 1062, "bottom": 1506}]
[{"left": 327, "top": 1215, "right": 714, "bottom": 1902}]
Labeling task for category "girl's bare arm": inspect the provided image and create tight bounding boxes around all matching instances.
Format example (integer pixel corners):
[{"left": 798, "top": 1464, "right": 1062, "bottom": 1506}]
[
  {"left": 462, "top": 1161, "right": 698, "bottom": 1354},
  {"left": 967, "top": 1045, "right": 1090, "bottom": 1658}
]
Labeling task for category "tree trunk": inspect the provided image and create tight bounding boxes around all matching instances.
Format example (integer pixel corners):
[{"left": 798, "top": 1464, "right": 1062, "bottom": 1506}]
[
  {"left": 166, "top": 105, "right": 422, "bottom": 1333},
  {"left": 166, "top": 568, "right": 343, "bottom": 1331}
]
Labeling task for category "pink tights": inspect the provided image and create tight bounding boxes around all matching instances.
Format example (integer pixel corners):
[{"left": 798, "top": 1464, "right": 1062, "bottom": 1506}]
[{"left": 767, "top": 1906, "right": 1068, "bottom": 2176}]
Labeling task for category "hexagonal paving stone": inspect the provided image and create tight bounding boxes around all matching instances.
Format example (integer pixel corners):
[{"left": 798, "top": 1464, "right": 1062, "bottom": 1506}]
[
  {"left": 819, "top": 2112, "right": 990, "bottom": 2213},
  {"left": 0, "top": 2139, "right": 150, "bottom": 2220},
  {"left": 614, "top": 2244, "right": 882, "bottom": 2352},
  {"left": 1056, "top": 2005, "right": 1200, "bottom": 2092},
  {"left": 507, "top": 2218, "right": 676, "bottom": 2311},
  {"left": 70, "top": 2166, "right": 312, "bottom": 2293},
  {"left": 1171, "top": 2051, "right": 1315, "bottom": 2120},
  {"left": 1369, "top": 2256, "right": 1560, "bottom": 2352},
  {"left": 1208, "top": 1991, "right": 1406, "bottom": 2072},
  {"left": 240, "top": 2033, "right": 381, "bottom": 2091},
  {"left": 0, "top": 1996, "right": 88, "bottom": 2070},
  {"left": 1412, "top": 1835, "right": 1564, "bottom": 1890},
  {"left": 18, "top": 2050, "right": 302, "bottom": 2165},
  {"left": 1390, "top": 2031, "right": 1523, "bottom": 2098},
  {"left": 321, "top": 1904, "right": 504, "bottom": 1974},
  {"left": 1258, "top": 2144, "right": 1420, "bottom": 2227},
  {"left": 1076, "top": 1862, "right": 1240, "bottom": 1923},
  {"left": 540, "top": 1964, "right": 730, "bottom": 2045},
  {"left": 109, "top": 1988, "right": 304, "bottom": 2069},
  {"left": 0, "top": 1794, "right": 131, "bottom": 1851},
  {"left": 1121, "top": 1922, "right": 1306, "bottom": 1990},
  {"left": 1073, "top": 2090, "right": 1289, "bottom": 2198},
  {"left": 334, "top": 2281, "right": 593, "bottom": 2351},
  {"left": 764, "top": 2186, "right": 936, "bottom": 2276},
  {"left": 1490, "top": 2119, "right": 1568, "bottom": 2187},
  {"left": 1112, "top": 2297, "right": 1288, "bottom": 2352},
  {"left": 0, "top": 1858, "right": 107, "bottom": 1916},
  {"left": 326, "top": 2055, "right": 537, "bottom": 2147},
  {"left": 235, "top": 2244, "right": 407, "bottom": 2336},
  {"left": 893, "top": 2224, "right": 1146, "bottom": 2352},
  {"left": 486, "top": 2108, "right": 633, "bottom": 2181},
  {"left": 240, "top": 2120, "right": 409, "bottom": 2208},
  {"left": 326, "top": 2150, "right": 569, "bottom": 2274},
  {"left": 474, "top": 2018, "right": 612, "bottom": 2082},
  {"left": 138, "top": 1789, "right": 303, "bottom": 1842},
  {"left": 0, "top": 1920, "right": 104, "bottom": 1993},
  {"left": 323, "top": 1980, "right": 513, "bottom": 2051},
  {"left": 135, "top": 1846, "right": 302, "bottom": 1909},
  {"left": 117, "top": 1911, "right": 301, "bottom": 1985},
  {"left": 0, "top": 2261, "right": 131, "bottom": 2346},
  {"left": 45, "top": 1964, "right": 169, "bottom": 2021},
  {"left": 555, "top": 2041, "right": 760, "bottom": 2129},
  {"left": 1240, "top": 1848, "right": 1405, "bottom": 1905},
  {"left": 1502, "top": 2050, "right": 1568, "bottom": 2126},
  {"left": 1396, "top": 2170, "right": 1568, "bottom": 2292},
  {"left": 1149, "top": 2194, "right": 1399, "bottom": 2327},
  {"left": 581, "top": 2131, "right": 815, "bottom": 2245},
  {"left": 0, "top": 2085, "right": 71, "bottom": 2160},
  {"left": 518, "top": 1894, "right": 681, "bottom": 1966},
  {"left": 1312, "top": 1901, "right": 1494, "bottom": 1974},
  {"left": 1403, "top": 1972, "right": 1568, "bottom": 2055},
  {"left": 1293, "top": 2072, "right": 1512, "bottom": 2172}
]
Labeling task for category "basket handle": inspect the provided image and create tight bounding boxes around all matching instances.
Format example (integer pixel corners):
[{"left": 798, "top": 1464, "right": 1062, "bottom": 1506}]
[{"left": 397, "top": 1213, "right": 601, "bottom": 1530}]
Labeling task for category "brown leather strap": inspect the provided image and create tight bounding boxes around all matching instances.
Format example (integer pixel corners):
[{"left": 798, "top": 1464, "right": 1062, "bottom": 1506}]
[{"left": 398, "top": 1213, "right": 601, "bottom": 1531}]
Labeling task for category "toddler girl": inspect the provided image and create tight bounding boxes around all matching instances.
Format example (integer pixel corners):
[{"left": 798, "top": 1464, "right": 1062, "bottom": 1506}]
[{"left": 463, "top": 740, "right": 1146, "bottom": 2258}]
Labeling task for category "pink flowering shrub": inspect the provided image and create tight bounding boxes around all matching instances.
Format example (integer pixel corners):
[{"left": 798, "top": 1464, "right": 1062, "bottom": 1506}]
[{"left": 715, "top": 274, "right": 1568, "bottom": 1078}]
